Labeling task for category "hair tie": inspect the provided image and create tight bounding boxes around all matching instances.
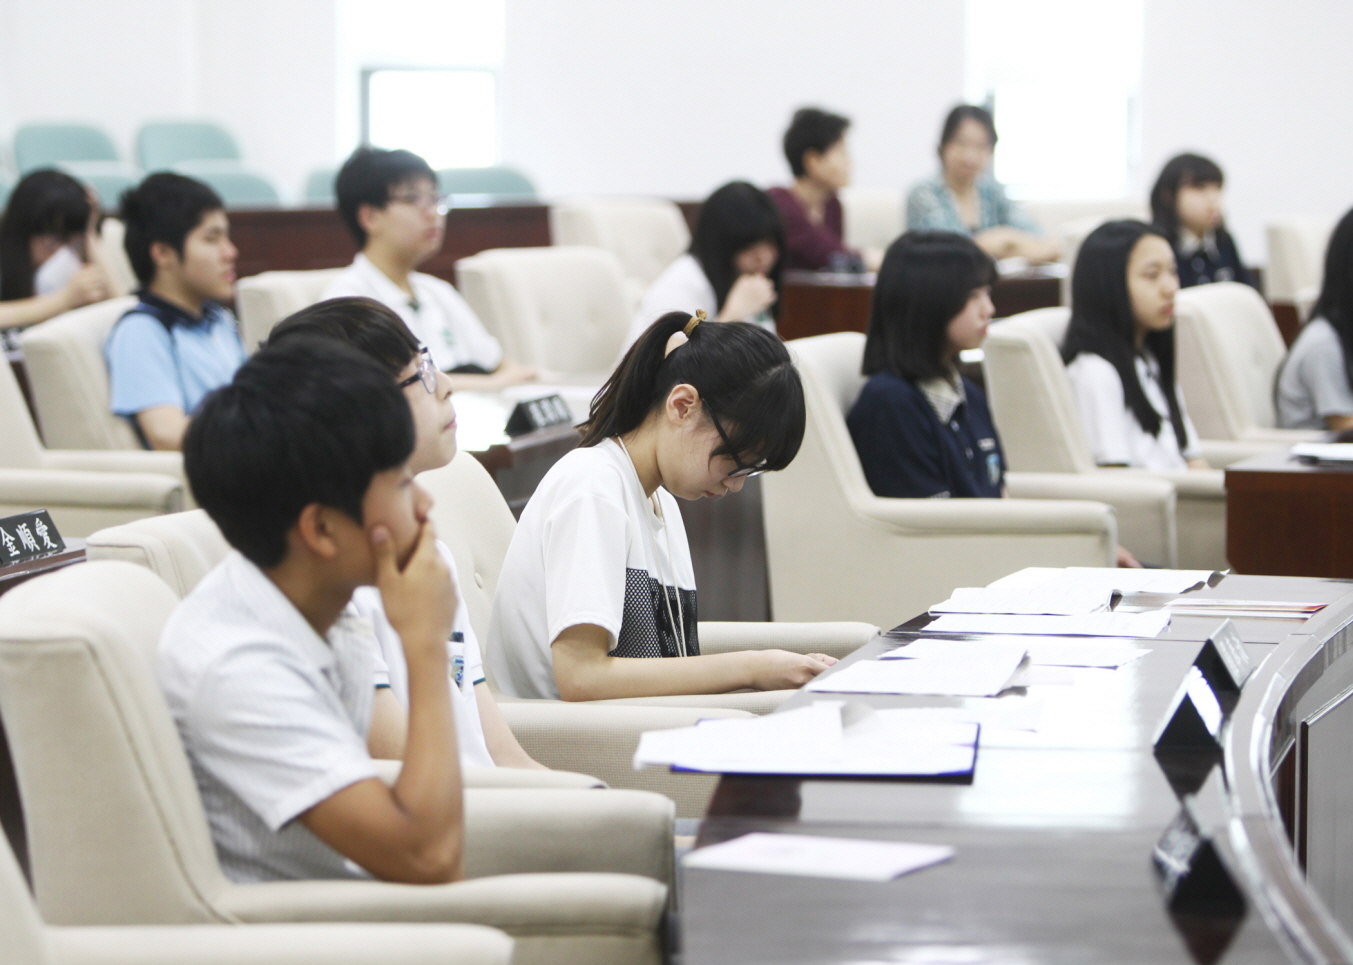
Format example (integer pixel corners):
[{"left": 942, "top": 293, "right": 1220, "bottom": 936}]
[{"left": 683, "top": 310, "right": 706, "bottom": 337}]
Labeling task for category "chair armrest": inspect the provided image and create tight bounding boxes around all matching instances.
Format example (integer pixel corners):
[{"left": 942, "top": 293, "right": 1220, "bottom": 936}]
[
  {"left": 1238, "top": 428, "right": 1325, "bottom": 445},
  {"left": 49, "top": 923, "right": 513, "bottom": 965},
  {"left": 859, "top": 493, "right": 1115, "bottom": 537},
  {"left": 1129, "top": 468, "right": 1226, "bottom": 499},
  {"left": 1196, "top": 438, "right": 1287, "bottom": 468},
  {"left": 41, "top": 448, "right": 186, "bottom": 481},
  {"left": 1006, "top": 471, "right": 1177, "bottom": 567},
  {"left": 0, "top": 468, "right": 182, "bottom": 510},
  {"left": 695, "top": 621, "right": 879, "bottom": 659},
  {"left": 373, "top": 758, "right": 604, "bottom": 790}
]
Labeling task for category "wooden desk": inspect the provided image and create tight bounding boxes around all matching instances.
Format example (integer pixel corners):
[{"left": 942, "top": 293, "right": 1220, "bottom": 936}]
[
  {"left": 1225, "top": 450, "right": 1353, "bottom": 577},
  {"left": 682, "top": 574, "right": 1353, "bottom": 964}
]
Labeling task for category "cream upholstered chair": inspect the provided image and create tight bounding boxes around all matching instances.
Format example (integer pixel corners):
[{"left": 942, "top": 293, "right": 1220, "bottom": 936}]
[
  {"left": 20, "top": 296, "right": 140, "bottom": 450},
  {"left": 94, "top": 218, "right": 137, "bottom": 296},
  {"left": 0, "top": 562, "right": 665, "bottom": 965},
  {"left": 0, "top": 347, "right": 183, "bottom": 535},
  {"left": 840, "top": 187, "right": 904, "bottom": 252},
  {"left": 1266, "top": 218, "right": 1332, "bottom": 304},
  {"left": 1020, "top": 199, "right": 1148, "bottom": 240},
  {"left": 0, "top": 829, "right": 514, "bottom": 965},
  {"left": 549, "top": 198, "right": 691, "bottom": 309},
  {"left": 982, "top": 308, "right": 1228, "bottom": 570},
  {"left": 454, "top": 246, "right": 633, "bottom": 382},
  {"left": 1174, "top": 282, "right": 1323, "bottom": 445},
  {"left": 761, "top": 332, "right": 1175, "bottom": 627},
  {"left": 234, "top": 269, "right": 345, "bottom": 353}
]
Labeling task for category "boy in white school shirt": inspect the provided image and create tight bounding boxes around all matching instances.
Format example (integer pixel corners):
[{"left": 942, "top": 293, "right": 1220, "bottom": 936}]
[{"left": 323, "top": 146, "right": 536, "bottom": 392}]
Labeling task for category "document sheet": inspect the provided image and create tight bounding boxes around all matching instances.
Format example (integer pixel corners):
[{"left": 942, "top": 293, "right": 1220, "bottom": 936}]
[
  {"left": 683, "top": 832, "right": 955, "bottom": 882},
  {"left": 805, "top": 639, "right": 1029, "bottom": 696},
  {"left": 987, "top": 566, "right": 1222, "bottom": 596},
  {"left": 929, "top": 585, "right": 1114, "bottom": 616},
  {"left": 925, "top": 610, "right": 1170, "bottom": 638}
]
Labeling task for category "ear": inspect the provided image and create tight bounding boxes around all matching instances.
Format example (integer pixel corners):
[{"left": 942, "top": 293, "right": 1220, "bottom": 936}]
[
  {"left": 356, "top": 202, "right": 383, "bottom": 238},
  {"left": 149, "top": 239, "right": 179, "bottom": 274},
  {"left": 293, "top": 503, "right": 344, "bottom": 561},
  {"left": 665, "top": 383, "right": 702, "bottom": 425}
]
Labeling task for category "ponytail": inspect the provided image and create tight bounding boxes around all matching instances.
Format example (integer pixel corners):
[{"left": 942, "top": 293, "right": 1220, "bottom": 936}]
[{"left": 580, "top": 312, "right": 805, "bottom": 472}]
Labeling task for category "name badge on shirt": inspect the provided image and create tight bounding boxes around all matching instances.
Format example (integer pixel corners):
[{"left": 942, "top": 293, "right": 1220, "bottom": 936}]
[
  {"left": 978, "top": 437, "right": 997, "bottom": 452},
  {"left": 450, "top": 631, "right": 466, "bottom": 689}
]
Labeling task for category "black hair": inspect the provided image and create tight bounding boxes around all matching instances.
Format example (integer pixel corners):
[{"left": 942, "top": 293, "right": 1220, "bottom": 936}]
[
  {"left": 862, "top": 231, "right": 996, "bottom": 381},
  {"left": 184, "top": 337, "right": 415, "bottom": 568},
  {"left": 0, "top": 169, "right": 92, "bottom": 301},
  {"left": 120, "top": 172, "right": 224, "bottom": 287},
  {"left": 1062, "top": 220, "right": 1188, "bottom": 450},
  {"left": 267, "top": 296, "right": 419, "bottom": 378},
  {"left": 782, "top": 107, "right": 850, "bottom": 179},
  {"left": 580, "top": 312, "right": 805, "bottom": 473},
  {"left": 335, "top": 146, "right": 437, "bottom": 247},
  {"left": 1305, "top": 206, "right": 1353, "bottom": 391},
  {"left": 689, "top": 181, "right": 785, "bottom": 315},
  {"left": 1149, "top": 152, "right": 1226, "bottom": 238},
  {"left": 939, "top": 105, "right": 998, "bottom": 155}
]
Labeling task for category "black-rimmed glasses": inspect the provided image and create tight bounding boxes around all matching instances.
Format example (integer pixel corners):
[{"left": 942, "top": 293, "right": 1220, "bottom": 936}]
[
  {"left": 397, "top": 347, "right": 438, "bottom": 394},
  {"left": 708, "top": 409, "right": 768, "bottom": 478}
]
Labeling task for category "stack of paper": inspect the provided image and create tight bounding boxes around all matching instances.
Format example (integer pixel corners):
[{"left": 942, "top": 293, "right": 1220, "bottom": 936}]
[
  {"left": 633, "top": 702, "right": 978, "bottom": 777},
  {"left": 925, "top": 610, "right": 1171, "bottom": 638},
  {"left": 684, "top": 832, "right": 954, "bottom": 881},
  {"left": 1291, "top": 442, "right": 1353, "bottom": 464},
  {"left": 805, "top": 639, "right": 1029, "bottom": 696},
  {"left": 929, "top": 585, "right": 1115, "bottom": 616},
  {"left": 882, "top": 637, "right": 1148, "bottom": 670},
  {"left": 987, "top": 566, "right": 1223, "bottom": 595}
]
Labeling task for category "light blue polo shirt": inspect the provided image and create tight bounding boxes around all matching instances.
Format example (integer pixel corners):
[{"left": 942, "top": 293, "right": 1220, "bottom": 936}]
[{"left": 105, "top": 292, "right": 245, "bottom": 421}]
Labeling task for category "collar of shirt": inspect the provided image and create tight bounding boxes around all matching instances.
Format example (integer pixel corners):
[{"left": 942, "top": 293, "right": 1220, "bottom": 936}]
[
  {"left": 353, "top": 252, "right": 425, "bottom": 316},
  {"left": 1177, "top": 228, "right": 1220, "bottom": 260},
  {"left": 919, "top": 372, "right": 966, "bottom": 424},
  {"left": 136, "top": 289, "right": 222, "bottom": 328}
]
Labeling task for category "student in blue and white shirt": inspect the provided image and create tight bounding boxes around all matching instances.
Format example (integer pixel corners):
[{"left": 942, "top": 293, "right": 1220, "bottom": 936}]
[{"left": 105, "top": 173, "right": 244, "bottom": 450}]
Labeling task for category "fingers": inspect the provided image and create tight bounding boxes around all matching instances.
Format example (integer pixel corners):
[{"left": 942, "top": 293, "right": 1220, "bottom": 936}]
[{"left": 369, "top": 524, "right": 398, "bottom": 584}]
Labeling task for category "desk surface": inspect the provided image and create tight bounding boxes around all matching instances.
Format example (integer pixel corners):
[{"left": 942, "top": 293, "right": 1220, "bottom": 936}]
[
  {"left": 682, "top": 573, "right": 1353, "bottom": 964},
  {"left": 1226, "top": 452, "right": 1353, "bottom": 577}
]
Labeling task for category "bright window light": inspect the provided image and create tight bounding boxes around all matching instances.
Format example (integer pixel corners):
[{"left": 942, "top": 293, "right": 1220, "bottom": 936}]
[
  {"left": 966, "top": 0, "right": 1143, "bottom": 200},
  {"left": 365, "top": 69, "right": 498, "bottom": 169}
]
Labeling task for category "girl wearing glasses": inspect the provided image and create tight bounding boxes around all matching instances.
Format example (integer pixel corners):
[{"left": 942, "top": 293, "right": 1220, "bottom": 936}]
[{"left": 488, "top": 311, "right": 837, "bottom": 701}]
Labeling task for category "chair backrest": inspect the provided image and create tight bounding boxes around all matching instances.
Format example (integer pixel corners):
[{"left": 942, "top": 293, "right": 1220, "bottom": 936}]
[
  {"left": 982, "top": 307, "right": 1096, "bottom": 473},
  {"left": 0, "top": 353, "right": 47, "bottom": 468},
  {"left": 173, "top": 163, "right": 280, "bottom": 208},
  {"left": 1021, "top": 198, "right": 1148, "bottom": 239},
  {"left": 839, "top": 187, "right": 904, "bottom": 252},
  {"left": 234, "top": 269, "right": 345, "bottom": 352},
  {"left": 304, "top": 167, "right": 337, "bottom": 204},
  {"left": 436, "top": 167, "right": 535, "bottom": 198},
  {"left": 455, "top": 246, "right": 632, "bottom": 378},
  {"left": 549, "top": 198, "right": 691, "bottom": 298},
  {"left": 0, "top": 828, "right": 48, "bottom": 965},
  {"left": 86, "top": 509, "right": 231, "bottom": 597},
  {"left": 96, "top": 218, "right": 139, "bottom": 296},
  {"left": 1266, "top": 219, "right": 1333, "bottom": 303},
  {"left": 781, "top": 332, "right": 874, "bottom": 500},
  {"left": 14, "top": 124, "right": 120, "bottom": 171},
  {"left": 0, "top": 561, "right": 231, "bottom": 925},
  {"left": 1174, "top": 281, "right": 1289, "bottom": 437},
  {"left": 21, "top": 296, "right": 141, "bottom": 450},
  {"left": 65, "top": 164, "right": 140, "bottom": 214},
  {"left": 1057, "top": 215, "right": 1117, "bottom": 306},
  {"left": 137, "top": 122, "right": 241, "bottom": 171}
]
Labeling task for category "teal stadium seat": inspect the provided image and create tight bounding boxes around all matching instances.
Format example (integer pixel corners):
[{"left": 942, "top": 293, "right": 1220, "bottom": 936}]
[
  {"left": 136, "top": 120, "right": 241, "bottom": 171},
  {"left": 13, "top": 124, "right": 141, "bottom": 209},
  {"left": 304, "top": 167, "right": 338, "bottom": 204},
  {"left": 436, "top": 166, "right": 536, "bottom": 200},
  {"left": 173, "top": 161, "right": 281, "bottom": 207}
]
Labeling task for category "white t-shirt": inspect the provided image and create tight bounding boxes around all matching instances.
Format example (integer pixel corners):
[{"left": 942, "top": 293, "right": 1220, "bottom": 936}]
[
  {"left": 1065, "top": 351, "right": 1201, "bottom": 471},
  {"left": 1275, "top": 317, "right": 1353, "bottom": 430},
  {"left": 621, "top": 254, "right": 775, "bottom": 357},
  {"left": 323, "top": 253, "right": 504, "bottom": 373},
  {"left": 34, "top": 244, "right": 82, "bottom": 296},
  {"left": 350, "top": 542, "right": 493, "bottom": 768},
  {"left": 487, "top": 437, "right": 698, "bottom": 699}
]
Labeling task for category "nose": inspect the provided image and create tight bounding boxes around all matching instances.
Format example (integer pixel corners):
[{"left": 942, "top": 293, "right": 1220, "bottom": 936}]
[
  {"left": 725, "top": 475, "right": 747, "bottom": 494},
  {"left": 223, "top": 238, "right": 238, "bottom": 264},
  {"left": 980, "top": 290, "right": 995, "bottom": 320},
  {"left": 436, "top": 368, "right": 455, "bottom": 398}
]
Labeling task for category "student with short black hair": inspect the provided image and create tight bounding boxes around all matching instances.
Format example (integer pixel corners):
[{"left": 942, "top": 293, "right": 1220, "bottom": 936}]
[
  {"left": 324, "top": 146, "right": 534, "bottom": 391},
  {"left": 1149, "top": 152, "right": 1256, "bottom": 289},
  {"left": 1062, "top": 220, "right": 1207, "bottom": 472},
  {"left": 488, "top": 312, "right": 836, "bottom": 701},
  {"left": 105, "top": 172, "right": 243, "bottom": 450},
  {"left": 268, "top": 296, "right": 545, "bottom": 769},
  {"left": 905, "top": 105, "right": 1056, "bottom": 262},
  {"left": 0, "top": 169, "right": 115, "bottom": 328},
  {"left": 1276, "top": 207, "right": 1353, "bottom": 430},
  {"left": 162, "top": 337, "right": 465, "bottom": 884},
  {"left": 768, "top": 108, "right": 880, "bottom": 272},
  {"left": 623, "top": 181, "right": 783, "bottom": 351}
]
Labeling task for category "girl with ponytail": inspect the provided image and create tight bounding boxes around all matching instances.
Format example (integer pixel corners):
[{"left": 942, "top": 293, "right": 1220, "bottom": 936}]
[{"left": 487, "top": 311, "right": 836, "bottom": 701}]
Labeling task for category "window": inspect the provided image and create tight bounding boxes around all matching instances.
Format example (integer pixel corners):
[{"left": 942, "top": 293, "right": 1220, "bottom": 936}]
[
  {"left": 965, "top": 0, "right": 1143, "bottom": 200},
  {"left": 363, "top": 68, "right": 497, "bottom": 168}
]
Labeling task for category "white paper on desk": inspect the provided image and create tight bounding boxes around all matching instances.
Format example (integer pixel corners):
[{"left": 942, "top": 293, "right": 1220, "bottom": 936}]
[
  {"left": 806, "top": 640, "right": 1028, "bottom": 697},
  {"left": 1291, "top": 442, "right": 1353, "bottom": 463},
  {"left": 929, "top": 585, "right": 1114, "bottom": 616},
  {"left": 633, "top": 702, "right": 977, "bottom": 776},
  {"left": 683, "top": 832, "right": 954, "bottom": 882},
  {"left": 925, "top": 610, "right": 1170, "bottom": 638},
  {"left": 987, "top": 566, "right": 1220, "bottom": 595},
  {"left": 885, "top": 637, "right": 1147, "bottom": 669}
]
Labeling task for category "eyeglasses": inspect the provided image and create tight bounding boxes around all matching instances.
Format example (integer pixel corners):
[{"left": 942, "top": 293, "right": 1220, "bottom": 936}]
[
  {"left": 388, "top": 190, "right": 451, "bottom": 216},
  {"left": 397, "top": 347, "right": 438, "bottom": 394},
  {"left": 708, "top": 408, "right": 768, "bottom": 478}
]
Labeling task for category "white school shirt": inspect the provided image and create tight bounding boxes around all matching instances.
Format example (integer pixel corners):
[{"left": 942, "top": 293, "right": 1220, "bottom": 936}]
[
  {"left": 621, "top": 254, "right": 776, "bottom": 357},
  {"left": 1275, "top": 317, "right": 1353, "bottom": 430},
  {"left": 349, "top": 541, "right": 493, "bottom": 768},
  {"left": 33, "top": 244, "right": 81, "bottom": 295},
  {"left": 323, "top": 253, "right": 504, "bottom": 373},
  {"left": 487, "top": 438, "right": 698, "bottom": 699},
  {"left": 158, "top": 552, "right": 378, "bottom": 884},
  {"left": 1065, "top": 351, "right": 1201, "bottom": 471}
]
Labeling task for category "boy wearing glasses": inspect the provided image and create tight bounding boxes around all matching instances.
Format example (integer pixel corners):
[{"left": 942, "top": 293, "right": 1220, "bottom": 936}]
[{"left": 324, "top": 147, "right": 535, "bottom": 391}]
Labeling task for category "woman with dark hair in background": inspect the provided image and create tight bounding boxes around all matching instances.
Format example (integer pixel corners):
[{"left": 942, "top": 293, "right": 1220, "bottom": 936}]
[
  {"left": 489, "top": 311, "right": 836, "bottom": 702},
  {"left": 624, "top": 181, "right": 784, "bottom": 350},
  {"left": 1276, "top": 208, "right": 1353, "bottom": 430},
  {"left": 1062, "top": 220, "right": 1207, "bottom": 471},
  {"left": 906, "top": 104, "right": 1057, "bottom": 262},
  {"left": 1149, "top": 152, "right": 1256, "bottom": 289},
  {"left": 0, "top": 168, "right": 113, "bottom": 329}
]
